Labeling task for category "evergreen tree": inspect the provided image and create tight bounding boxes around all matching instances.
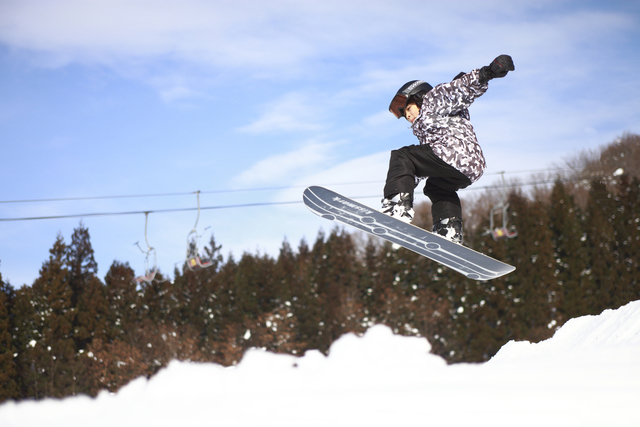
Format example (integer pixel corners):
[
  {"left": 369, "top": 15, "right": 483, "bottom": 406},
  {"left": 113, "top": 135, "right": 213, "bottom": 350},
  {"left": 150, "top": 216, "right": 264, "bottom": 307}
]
[
  {"left": 189, "top": 237, "right": 229, "bottom": 360},
  {"left": 583, "top": 180, "right": 619, "bottom": 313},
  {"left": 548, "top": 180, "right": 589, "bottom": 323},
  {"left": 11, "top": 284, "right": 40, "bottom": 399},
  {"left": 378, "top": 245, "right": 425, "bottom": 335},
  {"left": 494, "top": 192, "right": 557, "bottom": 343},
  {"left": 183, "top": 236, "right": 224, "bottom": 327},
  {"left": 359, "top": 238, "right": 383, "bottom": 328},
  {"left": 104, "top": 261, "right": 141, "bottom": 343},
  {"left": 438, "top": 191, "right": 518, "bottom": 363},
  {"left": 200, "top": 253, "right": 239, "bottom": 364},
  {"left": 66, "top": 223, "right": 108, "bottom": 350},
  {"left": 287, "top": 232, "right": 326, "bottom": 352},
  {"left": 101, "top": 261, "right": 153, "bottom": 383},
  {"left": 0, "top": 274, "right": 19, "bottom": 401},
  {"left": 610, "top": 175, "right": 640, "bottom": 304},
  {"left": 171, "top": 235, "right": 224, "bottom": 356},
  {"left": 234, "top": 252, "right": 277, "bottom": 327},
  {"left": 139, "top": 270, "right": 174, "bottom": 326},
  {"left": 591, "top": 133, "right": 640, "bottom": 180},
  {"left": 134, "top": 266, "right": 179, "bottom": 371},
  {"left": 65, "top": 222, "right": 98, "bottom": 305},
  {"left": 308, "top": 228, "right": 362, "bottom": 353},
  {"left": 86, "top": 337, "right": 146, "bottom": 393},
  {"left": 28, "top": 235, "right": 78, "bottom": 398},
  {"left": 283, "top": 238, "right": 324, "bottom": 354},
  {"left": 273, "top": 240, "right": 297, "bottom": 305},
  {"left": 257, "top": 240, "right": 306, "bottom": 353}
]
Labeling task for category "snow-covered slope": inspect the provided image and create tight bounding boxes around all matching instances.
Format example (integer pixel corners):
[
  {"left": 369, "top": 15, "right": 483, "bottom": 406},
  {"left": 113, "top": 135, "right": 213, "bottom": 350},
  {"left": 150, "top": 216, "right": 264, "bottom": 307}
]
[{"left": 2, "top": 301, "right": 639, "bottom": 427}]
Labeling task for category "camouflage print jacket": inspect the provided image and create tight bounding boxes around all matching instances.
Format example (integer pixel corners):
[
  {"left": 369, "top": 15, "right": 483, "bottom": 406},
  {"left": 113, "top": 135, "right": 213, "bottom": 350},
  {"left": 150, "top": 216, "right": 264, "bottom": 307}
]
[{"left": 411, "top": 68, "right": 488, "bottom": 183}]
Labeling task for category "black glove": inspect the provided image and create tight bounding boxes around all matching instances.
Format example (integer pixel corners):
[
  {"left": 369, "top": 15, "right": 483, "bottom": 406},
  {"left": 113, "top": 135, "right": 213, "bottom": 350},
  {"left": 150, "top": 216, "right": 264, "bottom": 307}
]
[{"left": 479, "top": 55, "right": 515, "bottom": 84}]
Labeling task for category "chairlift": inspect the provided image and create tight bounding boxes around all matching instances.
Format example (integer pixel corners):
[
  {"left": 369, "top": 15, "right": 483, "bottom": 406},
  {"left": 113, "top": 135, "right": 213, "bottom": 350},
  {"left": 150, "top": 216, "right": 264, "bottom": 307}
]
[
  {"left": 490, "top": 202, "right": 518, "bottom": 240},
  {"left": 488, "top": 172, "right": 518, "bottom": 241},
  {"left": 186, "top": 191, "right": 214, "bottom": 271},
  {"left": 134, "top": 212, "right": 158, "bottom": 284}
]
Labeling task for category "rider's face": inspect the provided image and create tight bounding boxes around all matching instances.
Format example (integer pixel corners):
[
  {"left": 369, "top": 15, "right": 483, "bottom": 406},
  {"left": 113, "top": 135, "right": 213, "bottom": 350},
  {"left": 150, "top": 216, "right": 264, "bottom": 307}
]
[{"left": 404, "top": 103, "right": 420, "bottom": 124}]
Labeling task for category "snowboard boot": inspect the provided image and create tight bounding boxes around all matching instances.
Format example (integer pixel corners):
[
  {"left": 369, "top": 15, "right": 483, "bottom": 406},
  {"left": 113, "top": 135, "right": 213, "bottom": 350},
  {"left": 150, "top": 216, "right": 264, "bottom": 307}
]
[
  {"left": 432, "top": 217, "right": 463, "bottom": 244},
  {"left": 381, "top": 193, "right": 414, "bottom": 224}
]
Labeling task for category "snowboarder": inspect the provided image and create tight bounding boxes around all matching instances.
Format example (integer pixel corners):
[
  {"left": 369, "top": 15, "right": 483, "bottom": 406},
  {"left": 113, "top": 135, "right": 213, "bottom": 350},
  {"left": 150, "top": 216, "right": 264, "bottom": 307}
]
[{"left": 383, "top": 54, "right": 515, "bottom": 244}]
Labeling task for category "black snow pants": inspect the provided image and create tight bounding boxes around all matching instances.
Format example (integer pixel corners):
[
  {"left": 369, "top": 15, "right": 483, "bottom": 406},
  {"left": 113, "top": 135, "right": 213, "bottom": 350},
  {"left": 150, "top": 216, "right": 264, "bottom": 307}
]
[{"left": 383, "top": 144, "right": 472, "bottom": 223}]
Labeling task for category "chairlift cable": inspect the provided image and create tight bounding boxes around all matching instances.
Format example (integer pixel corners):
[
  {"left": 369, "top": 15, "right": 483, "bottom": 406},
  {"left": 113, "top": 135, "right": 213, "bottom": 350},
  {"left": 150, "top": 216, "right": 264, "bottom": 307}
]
[
  {"left": 0, "top": 167, "right": 574, "bottom": 205},
  {"left": 0, "top": 175, "right": 603, "bottom": 223}
]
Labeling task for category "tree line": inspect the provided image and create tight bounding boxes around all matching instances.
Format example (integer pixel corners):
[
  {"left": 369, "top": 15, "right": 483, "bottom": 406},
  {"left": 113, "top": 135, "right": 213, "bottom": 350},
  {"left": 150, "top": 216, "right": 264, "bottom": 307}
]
[{"left": 1, "top": 134, "right": 639, "bottom": 402}]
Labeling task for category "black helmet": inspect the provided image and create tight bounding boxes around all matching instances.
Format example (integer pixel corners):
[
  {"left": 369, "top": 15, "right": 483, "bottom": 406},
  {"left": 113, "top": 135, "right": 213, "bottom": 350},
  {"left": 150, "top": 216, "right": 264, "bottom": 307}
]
[{"left": 388, "top": 80, "right": 433, "bottom": 119}]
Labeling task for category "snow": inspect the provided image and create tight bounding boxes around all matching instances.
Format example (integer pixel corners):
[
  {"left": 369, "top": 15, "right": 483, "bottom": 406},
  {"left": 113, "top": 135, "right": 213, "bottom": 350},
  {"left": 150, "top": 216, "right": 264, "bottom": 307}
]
[{"left": 2, "top": 301, "right": 640, "bottom": 426}]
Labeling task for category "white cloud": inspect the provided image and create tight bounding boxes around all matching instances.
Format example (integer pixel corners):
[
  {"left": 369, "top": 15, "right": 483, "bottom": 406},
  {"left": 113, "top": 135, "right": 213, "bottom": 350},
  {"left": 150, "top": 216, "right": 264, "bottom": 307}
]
[
  {"left": 0, "top": 0, "right": 393, "bottom": 69},
  {"left": 145, "top": 73, "right": 208, "bottom": 104},
  {"left": 1, "top": 1, "right": 601, "bottom": 72},
  {"left": 2, "top": 0, "right": 636, "bottom": 105},
  {"left": 274, "top": 150, "right": 391, "bottom": 205},
  {"left": 232, "top": 140, "right": 338, "bottom": 188},
  {"left": 237, "top": 92, "right": 325, "bottom": 134}
]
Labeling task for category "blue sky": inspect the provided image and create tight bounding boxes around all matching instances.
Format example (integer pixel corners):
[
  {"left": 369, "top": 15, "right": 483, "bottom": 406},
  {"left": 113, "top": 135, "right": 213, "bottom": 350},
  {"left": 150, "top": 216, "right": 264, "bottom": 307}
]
[{"left": 1, "top": 0, "right": 639, "bottom": 287}]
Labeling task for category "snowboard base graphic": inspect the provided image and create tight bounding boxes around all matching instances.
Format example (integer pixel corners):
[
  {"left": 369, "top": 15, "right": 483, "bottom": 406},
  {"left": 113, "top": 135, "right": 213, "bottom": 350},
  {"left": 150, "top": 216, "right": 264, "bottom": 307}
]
[{"left": 303, "top": 186, "right": 515, "bottom": 281}]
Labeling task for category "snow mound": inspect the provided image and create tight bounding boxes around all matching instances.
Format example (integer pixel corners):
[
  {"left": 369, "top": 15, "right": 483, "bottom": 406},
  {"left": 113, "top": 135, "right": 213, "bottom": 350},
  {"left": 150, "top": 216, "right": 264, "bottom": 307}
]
[
  {"left": 2, "top": 301, "right": 639, "bottom": 427},
  {"left": 490, "top": 299, "right": 640, "bottom": 364}
]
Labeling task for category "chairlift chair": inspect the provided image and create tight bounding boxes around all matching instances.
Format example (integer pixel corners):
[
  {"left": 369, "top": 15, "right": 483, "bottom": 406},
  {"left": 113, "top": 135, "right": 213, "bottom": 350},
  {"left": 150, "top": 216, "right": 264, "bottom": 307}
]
[
  {"left": 186, "top": 191, "right": 214, "bottom": 271},
  {"left": 488, "top": 172, "right": 518, "bottom": 241},
  {"left": 186, "top": 230, "right": 214, "bottom": 271},
  {"left": 134, "top": 212, "right": 158, "bottom": 284},
  {"left": 489, "top": 202, "right": 518, "bottom": 241}
]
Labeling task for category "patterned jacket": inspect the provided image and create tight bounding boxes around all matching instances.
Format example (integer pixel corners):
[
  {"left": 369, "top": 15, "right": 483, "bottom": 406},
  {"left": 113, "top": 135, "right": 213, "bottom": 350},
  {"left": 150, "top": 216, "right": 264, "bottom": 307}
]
[{"left": 412, "top": 68, "right": 488, "bottom": 183}]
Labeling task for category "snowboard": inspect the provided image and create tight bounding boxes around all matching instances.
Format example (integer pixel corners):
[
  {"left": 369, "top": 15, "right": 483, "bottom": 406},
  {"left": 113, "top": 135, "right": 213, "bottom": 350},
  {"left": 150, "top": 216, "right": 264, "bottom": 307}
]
[{"left": 303, "top": 186, "right": 515, "bottom": 281}]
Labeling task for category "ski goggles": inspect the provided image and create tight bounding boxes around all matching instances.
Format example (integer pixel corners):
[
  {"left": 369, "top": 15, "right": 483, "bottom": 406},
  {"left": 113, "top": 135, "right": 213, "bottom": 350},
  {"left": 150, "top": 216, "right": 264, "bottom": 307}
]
[{"left": 389, "top": 94, "right": 409, "bottom": 119}]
